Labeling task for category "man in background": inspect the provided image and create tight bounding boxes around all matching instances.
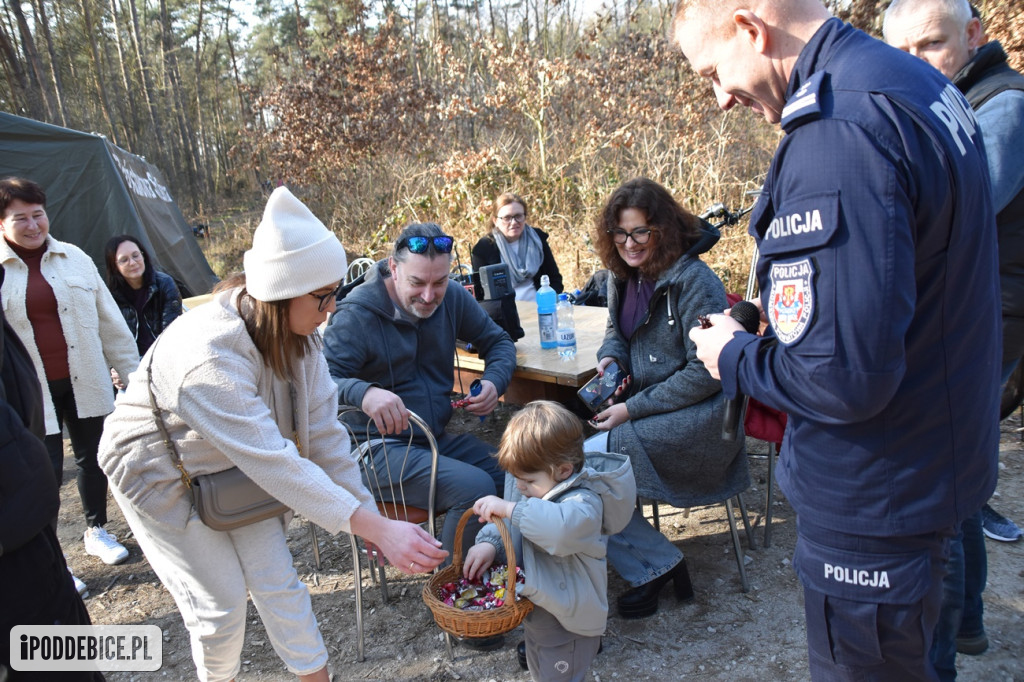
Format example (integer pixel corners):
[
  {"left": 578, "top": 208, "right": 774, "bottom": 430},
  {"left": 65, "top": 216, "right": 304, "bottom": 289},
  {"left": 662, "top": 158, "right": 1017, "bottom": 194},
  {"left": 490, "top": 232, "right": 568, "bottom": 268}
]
[
  {"left": 679, "top": 0, "right": 1001, "bottom": 678},
  {"left": 883, "top": 0, "right": 1024, "bottom": 676}
]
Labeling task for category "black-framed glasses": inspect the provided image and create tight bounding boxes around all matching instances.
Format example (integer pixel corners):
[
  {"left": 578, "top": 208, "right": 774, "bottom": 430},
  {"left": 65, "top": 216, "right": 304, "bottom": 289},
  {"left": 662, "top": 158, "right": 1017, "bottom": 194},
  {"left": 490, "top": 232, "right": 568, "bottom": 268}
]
[
  {"left": 607, "top": 227, "right": 654, "bottom": 245},
  {"left": 497, "top": 213, "right": 526, "bottom": 225},
  {"left": 395, "top": 235, "right": 455, "bottom": 254},
  {"left": 308, "top": 282, "right": 344, "bottom": 312}
]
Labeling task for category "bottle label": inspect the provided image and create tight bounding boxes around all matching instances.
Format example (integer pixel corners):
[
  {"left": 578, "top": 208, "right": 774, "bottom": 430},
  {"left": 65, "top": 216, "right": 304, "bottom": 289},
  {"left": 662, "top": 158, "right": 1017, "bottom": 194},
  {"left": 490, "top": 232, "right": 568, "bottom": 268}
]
[
  {"left": 557, "top": 329, "right": 576, "bottom": 347},
  {"left": 539, "top": 313, "right": 557, "bottom": 346}
]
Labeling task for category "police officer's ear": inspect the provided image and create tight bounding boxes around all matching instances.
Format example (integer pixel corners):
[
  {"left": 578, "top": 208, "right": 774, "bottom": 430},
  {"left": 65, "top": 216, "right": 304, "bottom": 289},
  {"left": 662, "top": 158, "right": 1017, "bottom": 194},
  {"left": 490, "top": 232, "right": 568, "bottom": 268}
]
[
  {"left": 732, "top": 10, "right": 769, "bottom": 55},
  {"left": 965, "top": 16, "right": 984, "bottom": 53}
]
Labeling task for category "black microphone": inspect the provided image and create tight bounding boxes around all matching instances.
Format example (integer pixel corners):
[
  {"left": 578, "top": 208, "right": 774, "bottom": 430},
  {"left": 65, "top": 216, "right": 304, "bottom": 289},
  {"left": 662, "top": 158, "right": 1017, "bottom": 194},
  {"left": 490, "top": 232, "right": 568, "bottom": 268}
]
[{"left": 721, "top": 300, "right": 761, "bottom": 441}]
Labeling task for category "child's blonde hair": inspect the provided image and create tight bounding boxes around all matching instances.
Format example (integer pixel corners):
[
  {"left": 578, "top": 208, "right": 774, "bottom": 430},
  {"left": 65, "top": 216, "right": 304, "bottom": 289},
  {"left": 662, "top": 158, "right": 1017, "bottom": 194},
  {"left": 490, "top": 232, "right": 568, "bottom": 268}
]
[{"left": 497, "top": 401, "right": 585, "bottom": 478}]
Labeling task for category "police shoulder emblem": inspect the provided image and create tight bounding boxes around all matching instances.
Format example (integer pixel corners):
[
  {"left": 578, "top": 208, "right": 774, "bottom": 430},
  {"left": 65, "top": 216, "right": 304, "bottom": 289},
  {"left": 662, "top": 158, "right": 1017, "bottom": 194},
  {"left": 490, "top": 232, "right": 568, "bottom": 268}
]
[{"left": 768, "top": 258, "right": 815, "bottom": 345}]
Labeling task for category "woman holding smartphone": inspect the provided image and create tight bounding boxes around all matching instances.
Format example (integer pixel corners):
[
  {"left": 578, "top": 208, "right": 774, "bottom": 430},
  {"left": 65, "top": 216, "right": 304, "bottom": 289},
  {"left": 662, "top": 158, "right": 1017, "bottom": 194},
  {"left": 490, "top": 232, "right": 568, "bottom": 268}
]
[{"left": 586, "top": 177, "right": 748, "bottom": 619}]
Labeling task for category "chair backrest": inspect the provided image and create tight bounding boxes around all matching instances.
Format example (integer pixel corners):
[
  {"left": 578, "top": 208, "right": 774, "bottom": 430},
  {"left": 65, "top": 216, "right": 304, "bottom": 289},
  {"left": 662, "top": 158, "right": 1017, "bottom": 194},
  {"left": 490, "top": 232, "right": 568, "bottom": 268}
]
[
  {"left": 336, "top": 406, "right": 439, "bottom": 535},
  {"left": 346, "top": 257, "right": 375, "bottom": 284}
]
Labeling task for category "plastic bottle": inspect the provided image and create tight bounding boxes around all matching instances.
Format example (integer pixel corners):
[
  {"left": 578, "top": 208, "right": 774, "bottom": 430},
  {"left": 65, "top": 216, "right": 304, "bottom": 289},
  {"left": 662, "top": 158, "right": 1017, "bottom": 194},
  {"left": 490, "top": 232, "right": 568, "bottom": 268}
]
[
  {"left": 536, "top": 275, "right": 557, "bottom": 349},
  {"left": 556, "top": 292, "right": 577, "bottom": 360}
]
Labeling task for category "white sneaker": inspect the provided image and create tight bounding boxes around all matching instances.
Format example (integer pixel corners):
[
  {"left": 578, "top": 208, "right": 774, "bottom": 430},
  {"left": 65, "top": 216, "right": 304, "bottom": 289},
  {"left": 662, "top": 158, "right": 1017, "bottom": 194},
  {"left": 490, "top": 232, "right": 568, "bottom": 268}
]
[
  {"left": 68, "top": 568, "right": 88, "bottom": 597},
  {"left": 84, "top": 526, "right": 129, "bottom": 565}
]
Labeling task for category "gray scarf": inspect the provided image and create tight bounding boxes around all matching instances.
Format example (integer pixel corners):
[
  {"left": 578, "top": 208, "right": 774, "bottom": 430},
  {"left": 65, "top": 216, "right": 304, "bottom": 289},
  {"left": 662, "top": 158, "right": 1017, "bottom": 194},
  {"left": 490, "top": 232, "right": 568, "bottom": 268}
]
[{"left": 493, "top": 224, "right": 543, "bottom": 287}]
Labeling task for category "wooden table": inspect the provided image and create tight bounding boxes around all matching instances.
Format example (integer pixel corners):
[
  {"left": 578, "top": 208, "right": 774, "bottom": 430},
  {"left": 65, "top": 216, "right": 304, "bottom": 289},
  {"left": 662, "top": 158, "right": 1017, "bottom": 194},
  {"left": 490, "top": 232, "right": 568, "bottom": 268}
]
[{"left": 454, "top": 300, "right": 610, "bottom": 405}]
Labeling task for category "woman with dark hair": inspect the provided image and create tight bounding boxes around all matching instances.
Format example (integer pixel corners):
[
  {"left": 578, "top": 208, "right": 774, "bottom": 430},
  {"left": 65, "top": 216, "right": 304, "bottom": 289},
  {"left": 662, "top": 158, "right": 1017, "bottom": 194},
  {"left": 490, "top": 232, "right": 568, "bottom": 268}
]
[
  {"left": 104, "top": 235, "right": 182, "bottom": 357},
  {"left": 471, "top": 191, "right": 563, "bottom": 300},
  {"left": 0, "top": 176, "right": 138, "bottom": 587},
  {"left": 99, "top": 187, "right": 446, "bottom": 682},
  {"left": 586, "top": 177, "right": 748, "bottom": 619}
]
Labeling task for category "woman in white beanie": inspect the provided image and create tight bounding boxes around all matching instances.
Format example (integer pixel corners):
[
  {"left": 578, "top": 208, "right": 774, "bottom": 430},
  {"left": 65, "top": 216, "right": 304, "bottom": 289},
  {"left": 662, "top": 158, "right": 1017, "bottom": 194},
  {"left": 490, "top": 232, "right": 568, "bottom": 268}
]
[{"left": 98, "top": 187, "right": 447, "bottom": 682}]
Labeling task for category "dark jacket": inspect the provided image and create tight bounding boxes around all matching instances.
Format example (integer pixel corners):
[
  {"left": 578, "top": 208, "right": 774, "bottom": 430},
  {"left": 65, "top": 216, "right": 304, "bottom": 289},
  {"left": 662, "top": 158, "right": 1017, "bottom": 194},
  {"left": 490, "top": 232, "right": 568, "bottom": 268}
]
[
  {"left": 323, "top": 259, "right": 517, "bottom": 440},
  {"left": 0, "top": 267, "right": 97, "bottom": 678},
  {"left": 598, "top": 222, "right": 748, "bottom": 507},
  {"left": 471, "top": 228, "right": 564, "bottom": 295},
  {"left": 953, "top": 41, "right": 1024, "bottom": 364},
  {"left": 719, "top": 19, "right": 999, "bottom": 537},
  {"left": 111, "top": 270, "right": 182, "bottom": 355}
]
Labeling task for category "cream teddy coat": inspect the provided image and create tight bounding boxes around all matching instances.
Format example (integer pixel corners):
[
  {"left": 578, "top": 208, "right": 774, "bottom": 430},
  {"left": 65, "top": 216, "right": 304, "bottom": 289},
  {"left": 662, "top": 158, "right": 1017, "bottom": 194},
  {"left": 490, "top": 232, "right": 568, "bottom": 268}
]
[
  {"left": 98, "top": 289, "right": 375, "bottom": 532},
  {"left": 0, "top": 235, "right": 139, "bottom": 435}
]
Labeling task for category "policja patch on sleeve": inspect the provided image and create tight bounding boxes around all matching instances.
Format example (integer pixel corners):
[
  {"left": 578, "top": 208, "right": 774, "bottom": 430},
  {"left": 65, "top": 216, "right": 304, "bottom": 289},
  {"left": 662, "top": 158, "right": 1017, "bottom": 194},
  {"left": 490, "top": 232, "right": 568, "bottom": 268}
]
[
  {"left": 758, "top": 193, "right": 837, "bottom": 346},
  {"left": 768, "top": 258, "right": 815, "bottom": 345}
]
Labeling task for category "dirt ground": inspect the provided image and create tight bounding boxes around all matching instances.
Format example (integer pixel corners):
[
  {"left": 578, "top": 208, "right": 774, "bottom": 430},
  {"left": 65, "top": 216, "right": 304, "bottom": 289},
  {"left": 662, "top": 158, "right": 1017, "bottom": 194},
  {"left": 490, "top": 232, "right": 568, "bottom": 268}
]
[{"left": 58, "top": 403, "right": 1023, "bottom": 682}]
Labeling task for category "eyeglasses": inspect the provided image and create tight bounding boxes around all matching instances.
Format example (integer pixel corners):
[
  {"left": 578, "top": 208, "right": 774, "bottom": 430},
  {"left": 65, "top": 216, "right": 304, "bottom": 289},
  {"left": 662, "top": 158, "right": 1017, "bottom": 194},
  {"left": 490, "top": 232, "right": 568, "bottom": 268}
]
[
  {"left": 308, "top": 282, "right": 344, "bottom": 312},
  {"left": 395, "top": 235, "right": 454, "bottom": 254},
  {"left": 116, "top": 252, "right": 144, "bottom": 266},
  {"left": 607, "top": 227, "right": 654, "bottom": 245},
  {"left": 497, "top": 213, "right": 526, "bottom": 225}
]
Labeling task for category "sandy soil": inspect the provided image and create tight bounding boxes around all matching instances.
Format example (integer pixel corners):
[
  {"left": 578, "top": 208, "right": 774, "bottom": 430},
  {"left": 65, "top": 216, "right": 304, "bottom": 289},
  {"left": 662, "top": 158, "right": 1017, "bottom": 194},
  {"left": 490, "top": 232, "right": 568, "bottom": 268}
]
[{"left": 58, "top": 404, "right": 1023, "bottom": 681}]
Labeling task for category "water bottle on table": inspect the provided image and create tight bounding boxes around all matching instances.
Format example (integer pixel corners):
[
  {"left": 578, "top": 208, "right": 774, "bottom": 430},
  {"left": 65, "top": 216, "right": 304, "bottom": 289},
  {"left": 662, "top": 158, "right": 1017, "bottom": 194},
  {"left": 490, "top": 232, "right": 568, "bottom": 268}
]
[
  {"left": 556, "top": 293, "right": 577, "bottom": 360},
  {"left": 536, "top": 275, "right": 557, "bottom": 349}
]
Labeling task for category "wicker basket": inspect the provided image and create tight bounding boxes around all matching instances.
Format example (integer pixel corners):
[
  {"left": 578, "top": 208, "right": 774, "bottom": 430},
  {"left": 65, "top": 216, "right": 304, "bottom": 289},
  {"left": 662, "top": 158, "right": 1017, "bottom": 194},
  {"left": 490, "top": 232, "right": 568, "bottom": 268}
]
[{"left": 422, "top": 508, "right": 533, "bottom": 638}]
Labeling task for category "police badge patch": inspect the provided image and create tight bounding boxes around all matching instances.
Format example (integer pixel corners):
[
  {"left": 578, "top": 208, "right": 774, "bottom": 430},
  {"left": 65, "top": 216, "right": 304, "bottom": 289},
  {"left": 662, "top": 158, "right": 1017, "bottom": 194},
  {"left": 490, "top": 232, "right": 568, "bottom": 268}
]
[{"left": 768, "top": 258, "right": 815, "bottom": 344}]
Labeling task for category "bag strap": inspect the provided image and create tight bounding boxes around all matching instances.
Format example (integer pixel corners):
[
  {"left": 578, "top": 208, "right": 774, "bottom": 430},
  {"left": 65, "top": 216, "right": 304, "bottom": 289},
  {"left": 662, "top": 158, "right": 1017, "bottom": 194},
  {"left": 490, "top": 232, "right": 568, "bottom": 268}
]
[{"left": 146, "top": 338, "right": 193, "bottom": 491}]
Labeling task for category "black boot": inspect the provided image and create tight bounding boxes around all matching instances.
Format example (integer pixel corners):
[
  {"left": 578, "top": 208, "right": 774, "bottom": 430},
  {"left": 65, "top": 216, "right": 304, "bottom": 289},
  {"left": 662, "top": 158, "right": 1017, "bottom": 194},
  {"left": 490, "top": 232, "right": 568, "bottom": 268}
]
[
  {"left": 517, "top": 640, "right": 528, "bottom": 670},
  {"left": 617, "top": 558, "right": 694, "bottom": 619}
]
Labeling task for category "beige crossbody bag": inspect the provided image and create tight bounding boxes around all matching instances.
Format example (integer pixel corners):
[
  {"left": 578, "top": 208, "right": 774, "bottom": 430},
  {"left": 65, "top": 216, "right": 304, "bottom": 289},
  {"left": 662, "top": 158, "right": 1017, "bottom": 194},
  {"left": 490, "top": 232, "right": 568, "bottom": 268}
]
[{"left": 146, "top": 340, "right": 290, "bottom": 531}]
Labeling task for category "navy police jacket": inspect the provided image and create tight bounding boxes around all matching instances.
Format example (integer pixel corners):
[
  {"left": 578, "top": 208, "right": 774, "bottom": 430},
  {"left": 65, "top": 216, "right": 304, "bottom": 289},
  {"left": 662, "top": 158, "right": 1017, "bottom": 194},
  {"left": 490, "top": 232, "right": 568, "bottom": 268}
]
[{"left": 718, "top": 19, "right": 1000, "bottom": 538}]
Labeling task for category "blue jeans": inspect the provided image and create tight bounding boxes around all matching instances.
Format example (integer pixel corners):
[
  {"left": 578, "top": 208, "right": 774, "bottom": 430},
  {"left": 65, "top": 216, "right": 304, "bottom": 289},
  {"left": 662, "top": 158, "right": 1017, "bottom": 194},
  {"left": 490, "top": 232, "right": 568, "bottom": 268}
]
[
  {"left": 929, "top": 522, "right": 965, "bottom": 681},
  {"left": 584, "top": 431, "right": 682, "bottom": 586},
  {"left": 930, "top": 510, "right": 986, "bottom": 680},
  {"left": 365, "top": 431, "right": 502, "bottom": 564},
  {"left": 959, "top": 511, "right": 986, "bottom": 638}
]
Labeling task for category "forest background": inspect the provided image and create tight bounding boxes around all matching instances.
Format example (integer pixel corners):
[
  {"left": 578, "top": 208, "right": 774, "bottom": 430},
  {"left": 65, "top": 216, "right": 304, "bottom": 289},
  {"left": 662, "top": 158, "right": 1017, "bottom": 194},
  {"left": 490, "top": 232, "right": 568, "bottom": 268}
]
[{"left": 1, "top": 0, "right": 1021, "bottom": 293}]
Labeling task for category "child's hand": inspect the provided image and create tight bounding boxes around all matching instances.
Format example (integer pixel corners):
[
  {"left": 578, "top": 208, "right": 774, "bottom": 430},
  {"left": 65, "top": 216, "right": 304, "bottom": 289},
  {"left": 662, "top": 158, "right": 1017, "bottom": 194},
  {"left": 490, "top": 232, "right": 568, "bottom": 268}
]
[
  {"left": 464, "top": 542, "right": 497, "bottom": 581},
  {"left": 473, "top": 495, "right": 514, "bottom": 523}
]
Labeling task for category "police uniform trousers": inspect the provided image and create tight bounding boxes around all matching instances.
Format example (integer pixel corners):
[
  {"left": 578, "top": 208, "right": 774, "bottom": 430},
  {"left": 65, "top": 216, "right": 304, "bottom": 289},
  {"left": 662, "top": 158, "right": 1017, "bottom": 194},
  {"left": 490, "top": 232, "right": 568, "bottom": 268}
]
[{"left": 794, "top": 516, "right": 952, "bottom": 681}]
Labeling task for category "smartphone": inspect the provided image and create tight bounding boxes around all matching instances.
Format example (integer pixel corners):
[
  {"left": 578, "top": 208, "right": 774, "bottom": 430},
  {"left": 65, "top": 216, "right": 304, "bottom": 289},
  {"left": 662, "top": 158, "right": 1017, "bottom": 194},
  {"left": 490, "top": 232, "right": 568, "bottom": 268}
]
[{"left": 577, "top": 361, "right": 626, "bottom": 413}]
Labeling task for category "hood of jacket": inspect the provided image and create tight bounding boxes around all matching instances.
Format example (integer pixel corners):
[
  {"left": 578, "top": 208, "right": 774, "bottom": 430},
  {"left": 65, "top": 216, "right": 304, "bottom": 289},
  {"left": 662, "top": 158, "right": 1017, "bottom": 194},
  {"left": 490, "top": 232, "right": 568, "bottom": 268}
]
[
  {"left": 341, "top": 259, "right": 399, "bottom": 318},
  {"left": 543, "top": 451, "right": 636, "bottom": 535}
]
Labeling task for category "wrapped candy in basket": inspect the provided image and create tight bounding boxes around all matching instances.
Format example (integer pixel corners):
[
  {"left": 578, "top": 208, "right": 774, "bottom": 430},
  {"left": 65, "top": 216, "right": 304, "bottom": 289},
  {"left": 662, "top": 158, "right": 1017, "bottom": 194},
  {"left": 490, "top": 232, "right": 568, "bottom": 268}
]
[{"left": 422, "top": 508, "right": 534, "bottom": 638}]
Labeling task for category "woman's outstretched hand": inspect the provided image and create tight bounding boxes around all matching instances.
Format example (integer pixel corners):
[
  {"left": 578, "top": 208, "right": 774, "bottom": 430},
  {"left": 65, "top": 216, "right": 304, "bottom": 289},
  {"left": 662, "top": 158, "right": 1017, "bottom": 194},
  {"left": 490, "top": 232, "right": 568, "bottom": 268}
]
[{"left": 350, "top": 507, "right": 448, "bottom": 574}]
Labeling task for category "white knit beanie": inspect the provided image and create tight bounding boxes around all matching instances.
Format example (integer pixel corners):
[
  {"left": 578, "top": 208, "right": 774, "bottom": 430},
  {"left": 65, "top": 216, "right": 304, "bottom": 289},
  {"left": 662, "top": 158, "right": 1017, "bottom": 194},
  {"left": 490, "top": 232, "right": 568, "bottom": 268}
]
[{"left": 243, "top": 186, "right": 348, "bottom": 302}]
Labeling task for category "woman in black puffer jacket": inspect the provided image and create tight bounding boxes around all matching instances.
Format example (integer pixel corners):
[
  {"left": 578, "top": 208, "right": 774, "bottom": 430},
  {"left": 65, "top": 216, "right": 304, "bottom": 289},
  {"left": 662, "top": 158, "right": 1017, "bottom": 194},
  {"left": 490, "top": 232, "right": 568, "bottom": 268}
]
[{"left": 104, "top": 235, "right": 182, "bottom": 358}]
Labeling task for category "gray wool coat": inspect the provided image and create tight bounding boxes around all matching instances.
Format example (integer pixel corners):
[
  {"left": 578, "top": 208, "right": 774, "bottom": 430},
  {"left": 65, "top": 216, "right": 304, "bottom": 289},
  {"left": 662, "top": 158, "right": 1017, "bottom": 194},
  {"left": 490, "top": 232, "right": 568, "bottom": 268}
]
[{"left": 598, "top": 227, "right": 749, "bottom": 507}]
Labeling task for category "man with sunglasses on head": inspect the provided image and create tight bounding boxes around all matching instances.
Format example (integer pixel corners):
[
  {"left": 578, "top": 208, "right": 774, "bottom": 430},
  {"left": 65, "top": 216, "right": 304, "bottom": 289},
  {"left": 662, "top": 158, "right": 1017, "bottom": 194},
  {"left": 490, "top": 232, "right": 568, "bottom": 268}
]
[{"left": 323, "top": 223, "right": 515, "bottom": 628}]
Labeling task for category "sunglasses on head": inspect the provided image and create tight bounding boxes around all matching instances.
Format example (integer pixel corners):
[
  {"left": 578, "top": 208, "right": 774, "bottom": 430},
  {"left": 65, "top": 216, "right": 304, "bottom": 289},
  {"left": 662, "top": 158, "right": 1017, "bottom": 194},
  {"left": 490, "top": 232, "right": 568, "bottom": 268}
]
[{"left": 396, "top": 235, "right": 454, "bottom": 255}]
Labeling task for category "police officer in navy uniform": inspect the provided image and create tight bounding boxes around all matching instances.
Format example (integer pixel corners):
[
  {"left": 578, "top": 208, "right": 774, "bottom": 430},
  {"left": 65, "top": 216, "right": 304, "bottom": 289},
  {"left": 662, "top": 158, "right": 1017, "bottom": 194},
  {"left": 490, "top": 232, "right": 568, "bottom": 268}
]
[{"left": 676, "top": 0, "right": 1000, "bottom": 679}]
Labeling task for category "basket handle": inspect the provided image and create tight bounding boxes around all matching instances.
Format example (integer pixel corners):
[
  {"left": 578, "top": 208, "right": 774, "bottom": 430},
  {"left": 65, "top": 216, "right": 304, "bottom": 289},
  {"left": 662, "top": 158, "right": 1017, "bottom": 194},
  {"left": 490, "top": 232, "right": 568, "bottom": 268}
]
[{"left": 452, "top": 507, "right": 521, "bottom": 605}]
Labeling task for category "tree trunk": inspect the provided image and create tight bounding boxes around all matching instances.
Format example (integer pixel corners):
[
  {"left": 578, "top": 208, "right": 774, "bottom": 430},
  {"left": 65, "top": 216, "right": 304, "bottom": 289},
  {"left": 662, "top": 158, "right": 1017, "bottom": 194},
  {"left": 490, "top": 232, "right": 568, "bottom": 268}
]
[
  {"left": 33, "top": 0, "right": 68, "bottom": 126},
  {"left": 109, "top": 0, "right": 141, "bottom": 150},
  {"left": 125, "top": 0, "right": 169, "bottom": 169},
  {"left": 0, "top": 17, "right": 32, "bottom": 115},
  {"left": 158, "top": 0, "right": 200, "bottom": 206},
  {"left": 6, "top": 0, "right": 50, "bottom": 119},
  {"left": 78, "top": 0, "right": 120, "bottom": 143}
]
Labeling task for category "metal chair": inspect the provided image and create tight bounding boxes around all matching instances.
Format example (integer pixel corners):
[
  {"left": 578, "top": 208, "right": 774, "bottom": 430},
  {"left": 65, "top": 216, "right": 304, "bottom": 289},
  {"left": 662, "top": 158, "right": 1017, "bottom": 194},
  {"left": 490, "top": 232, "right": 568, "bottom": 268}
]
[
  {"left": 307, "top": 407, "right": 442, "bottom": 661},
  {"left": 346, "top": 257, "right": 375, "bottom": 284},
  {"left": 642, "top": 492, "right": 756, "bottom": 593}
]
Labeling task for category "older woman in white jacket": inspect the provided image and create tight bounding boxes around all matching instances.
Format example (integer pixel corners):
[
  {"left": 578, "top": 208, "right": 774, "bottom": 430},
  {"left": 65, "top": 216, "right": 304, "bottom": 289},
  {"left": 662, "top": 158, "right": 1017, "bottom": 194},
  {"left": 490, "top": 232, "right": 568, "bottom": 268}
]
[
  {"left": 99, "top": 187, "right": 446, "bottom": 682},
  {"left": 0, "top": 177, "right": 139, "bottom": 578}
]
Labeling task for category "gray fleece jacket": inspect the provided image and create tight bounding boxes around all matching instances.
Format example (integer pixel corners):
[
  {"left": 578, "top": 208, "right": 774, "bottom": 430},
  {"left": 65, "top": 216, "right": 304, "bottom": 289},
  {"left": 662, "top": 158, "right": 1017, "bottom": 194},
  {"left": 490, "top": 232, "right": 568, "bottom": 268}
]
[
  {"left": 599, "top": 224, "right": 749, "bottom": 507},
  {"left": 476, "top": 452, "right": 636, "bottom": 637},
  {"left": 323, "top": 259, "right": 516, "bottom": 439}
]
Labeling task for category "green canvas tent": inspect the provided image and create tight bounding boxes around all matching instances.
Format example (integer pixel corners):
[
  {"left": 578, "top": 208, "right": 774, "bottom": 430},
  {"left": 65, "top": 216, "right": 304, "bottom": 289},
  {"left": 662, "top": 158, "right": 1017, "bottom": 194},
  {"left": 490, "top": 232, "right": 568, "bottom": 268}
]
[{"left": 0, "top": 112, "right": 217, "bottom": 296}]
